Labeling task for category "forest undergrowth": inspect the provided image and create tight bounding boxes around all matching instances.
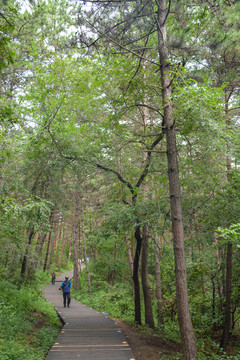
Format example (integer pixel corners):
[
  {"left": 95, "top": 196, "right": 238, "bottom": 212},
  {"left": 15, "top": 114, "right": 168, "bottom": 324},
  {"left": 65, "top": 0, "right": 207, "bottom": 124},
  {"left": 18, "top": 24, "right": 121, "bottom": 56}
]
[
  {"left": 0, "top": 270, "right": 62, "bottom": 360},
  {"left": 71, "top": 269, "right": 240, "bottom": 360}
]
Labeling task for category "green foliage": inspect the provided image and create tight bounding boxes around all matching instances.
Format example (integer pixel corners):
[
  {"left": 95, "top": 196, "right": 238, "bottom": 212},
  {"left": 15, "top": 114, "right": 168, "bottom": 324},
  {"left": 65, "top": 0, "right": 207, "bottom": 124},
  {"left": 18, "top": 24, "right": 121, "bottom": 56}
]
[
  {"left": 72, "top": 269, "right": 134, "bottom": 320},
  {"left": 0, "top": 195, "right": 52, "bottom": 276},
  {"left": 217, "top": 223, "right": 240, "bottom": 246},
  {"left": 0, "top": 3, "right": 15, "bottom": 71},
  {"left": 0, "top": 280, "right": 61, "bottom": 360},
  {"left": 1, "top": 0, "right": 240, "bottom": 359},
  {"left": 0, "top": 341, "right": 41, "bottom": 360}
]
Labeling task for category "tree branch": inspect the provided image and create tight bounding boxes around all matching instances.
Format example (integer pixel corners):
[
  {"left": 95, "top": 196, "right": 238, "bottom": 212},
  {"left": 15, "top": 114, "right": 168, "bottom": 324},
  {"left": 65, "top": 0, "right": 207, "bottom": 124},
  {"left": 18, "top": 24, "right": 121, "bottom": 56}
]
[
  {"left": 93, "top": 162, "right": 135, "bottom": 195},
  {"left": 135, "top": 133, "right": 165, "bottom": 188},
  {"left": 84, "top": 18, "right": 160, "bottom": 67}
]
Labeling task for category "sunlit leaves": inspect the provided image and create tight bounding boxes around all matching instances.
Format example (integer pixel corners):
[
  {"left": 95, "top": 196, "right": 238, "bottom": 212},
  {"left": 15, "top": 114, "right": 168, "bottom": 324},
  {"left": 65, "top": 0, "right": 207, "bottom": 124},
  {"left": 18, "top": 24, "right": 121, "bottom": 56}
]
[{"left": 217, "top": 223, "right": 240, "bottom": 246}]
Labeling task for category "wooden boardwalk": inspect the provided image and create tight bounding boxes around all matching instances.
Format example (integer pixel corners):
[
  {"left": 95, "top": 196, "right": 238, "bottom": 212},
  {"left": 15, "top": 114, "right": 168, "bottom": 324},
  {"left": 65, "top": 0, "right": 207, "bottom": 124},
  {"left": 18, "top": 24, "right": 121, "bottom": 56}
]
[{"left": 43, "top": 271, "right": 135, "bottom": 360}]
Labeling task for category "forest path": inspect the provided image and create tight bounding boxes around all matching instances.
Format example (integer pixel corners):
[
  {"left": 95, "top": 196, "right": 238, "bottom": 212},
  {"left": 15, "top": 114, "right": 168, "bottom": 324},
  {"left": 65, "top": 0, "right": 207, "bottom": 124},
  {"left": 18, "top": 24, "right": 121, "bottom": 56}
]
[{"left": 43, "top": 271, "right": 135, "bottom": 360}]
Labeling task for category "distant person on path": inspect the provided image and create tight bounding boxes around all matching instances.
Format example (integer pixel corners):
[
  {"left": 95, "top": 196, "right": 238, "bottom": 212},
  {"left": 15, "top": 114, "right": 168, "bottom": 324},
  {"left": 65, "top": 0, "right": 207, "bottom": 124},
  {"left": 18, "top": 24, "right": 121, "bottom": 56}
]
[
  {"left": 51, "top": 271, "right": 56, "bottom": 285},
  {"left": 61, "top": 276, "right": 71, "bottom": 308}
]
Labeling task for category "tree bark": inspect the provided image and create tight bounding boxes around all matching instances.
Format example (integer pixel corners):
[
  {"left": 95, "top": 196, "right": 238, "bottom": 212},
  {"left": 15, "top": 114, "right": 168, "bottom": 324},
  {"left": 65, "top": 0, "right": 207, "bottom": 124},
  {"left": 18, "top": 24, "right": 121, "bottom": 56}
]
[
  {"left": 220, "top": 242, "right": 232, "bottom": 351},
  {"left": 58, "top": 225, "right": 69, "bottom": 269},
  {"left": 220, "top": 89, "right": 233, "bottom": 350},
  {"left": 34, "top": 230, "right": 47, "bottom": 269},
  {"left": 43, "top": 211, "right": 54, "bottom": 272},
  {"left": 48, "top": 212, "right": 59, "bottom": 270},
  {"left": 198, "top": 243, "right": 206, "bottom": 295},
  {"left": 54, "top": 219, "right": 64, "bottom": 263},
  {"left": 126, "top": 235, "right": 134, "bottom": 277},
  {"left": 73, "top": 193, "right": 81, "bottom": 290},
  {"left": 81, "top": 208, "right": 92, "bottom": 296},
  {"left": 20, "top": 230, "right": 35, "bottom": 276},
  {"left": 43, "top": 230, "right": 52, "bottom": 272},
  {"left": 133, "top": 224, "right": 142, "bottom": 325},
  {"left": 141, "top": 224, "right": 155, "bottom": 328},
  {"left": 154, "top": 236, "right": 164, "bottom": 325},
  {"left": 156, "top": 1, "right": 198, "bottom": 358},
  {"left": 214, "top": 233, "right": 223, "bottom": 313},
  {"left": 211, "top": 274, "right": 216, "bottom": 330}
]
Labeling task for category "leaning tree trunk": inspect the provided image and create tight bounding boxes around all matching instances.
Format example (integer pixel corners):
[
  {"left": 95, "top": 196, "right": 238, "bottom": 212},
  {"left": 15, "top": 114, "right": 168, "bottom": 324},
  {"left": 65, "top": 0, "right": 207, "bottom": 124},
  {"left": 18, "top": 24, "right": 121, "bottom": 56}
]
[
  {"left": 141, "top": 224, "right": 155, "bottom": 328},
  {"left": 43, "top": 211, "right": 54, "bottom": 272},
  {"left": 156, "top": 1, "right": 198, "bottom": 359}
]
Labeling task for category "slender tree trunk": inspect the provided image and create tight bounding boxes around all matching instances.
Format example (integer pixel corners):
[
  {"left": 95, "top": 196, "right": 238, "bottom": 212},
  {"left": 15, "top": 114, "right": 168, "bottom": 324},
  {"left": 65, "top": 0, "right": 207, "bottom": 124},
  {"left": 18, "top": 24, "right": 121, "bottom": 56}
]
[
  {"left": 43, "top": 230, "right": 52, "bottom": 272},
  {"left": 34, "top": 230, "right": 47, "bottom": 269},
  {"left": 54, "top": 219, "right": 64, "bottom": 263},
  {"left": 73, "top": 193, "right": 81, "bottom": 290},
  {"left": 125, "top": 234, "right": 134, "bottom": 298},
  {"left": 141, "top": 224, "right": 155, "bottom": 328},
  {"left": 140, "top": 87, "right": 155, "bottom": 329},
  {"left": 48, "top": 212, "right": 59, "bottom": 270},
  {"left": 133, "top": 224, "right": 142, "bottom": 325},
  {"left": 21, "top": 230, "right": 35, "bottom": 276},
  {"left": 156, "top": 1, "right": 198, "bottom": 358},
  {"left": 165, "top": 125, "right": 197, "bottom": 359},
  {"left": 220, "top": 90, "right": 233, "bottom": 349},
  {"left": 211, "top": 274, "right": 216, "bottom": 330},
  {"left": 220, "top": 242, "right": 232, "bottom": 350},
  {"left": 126, "top": 235, "right": 134, "bottom": 277},
  {"left": 81, "top": 208, "right": 92, "bottom": 296},
  {"left": 59, "top": 226, "right": 69, "bottom": 269},
  {"left": 154, "top": 236, "right": 164, "bottom": 324},
  {"left": 43, "top": 211, "right": 54, "bottom": 272},
  {"left": 188, "top": 247, "right": 192, "bottom": 263},
  {"left": 68, "top": 242, "right": 72, "bottom": 262},
  {"left": 199, "top": 243, "right": 206, "bottom": 295},
  {"left": 110, "top": 243, "right": 117, "bottom": 284},
  {"left": 221, "top": 249, "right": 226, "bottom": 297},
  {"left": 214, "top": 233, "right": 223, "bottom": 312}
]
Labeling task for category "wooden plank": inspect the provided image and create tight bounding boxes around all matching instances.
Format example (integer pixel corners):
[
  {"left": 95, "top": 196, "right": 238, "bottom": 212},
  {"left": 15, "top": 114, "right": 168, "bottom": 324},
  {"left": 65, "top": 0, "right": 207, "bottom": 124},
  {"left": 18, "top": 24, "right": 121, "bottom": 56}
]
[{"left": 43, "top": 272, "right": 135, "bottom": 360}]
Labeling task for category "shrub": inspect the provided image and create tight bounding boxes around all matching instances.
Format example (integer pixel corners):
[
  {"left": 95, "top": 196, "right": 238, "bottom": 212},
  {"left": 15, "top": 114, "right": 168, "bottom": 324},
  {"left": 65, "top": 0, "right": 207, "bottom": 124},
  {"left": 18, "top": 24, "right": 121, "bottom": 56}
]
[{"left": 0, "top": 280, "right": 61, "bottom": 359}]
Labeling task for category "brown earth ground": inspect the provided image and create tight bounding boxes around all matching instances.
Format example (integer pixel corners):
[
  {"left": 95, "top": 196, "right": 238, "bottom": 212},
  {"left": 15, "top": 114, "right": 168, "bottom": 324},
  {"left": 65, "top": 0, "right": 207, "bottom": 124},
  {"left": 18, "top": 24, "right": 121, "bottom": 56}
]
[{"left": 114, "top": 318, "right": 182, "bottom": 360}]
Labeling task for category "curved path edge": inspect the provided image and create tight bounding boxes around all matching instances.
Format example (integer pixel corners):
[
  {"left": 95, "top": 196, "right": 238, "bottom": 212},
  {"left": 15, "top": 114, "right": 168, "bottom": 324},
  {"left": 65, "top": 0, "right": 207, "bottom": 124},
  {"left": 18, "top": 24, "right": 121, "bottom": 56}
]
[{"left": 43, "top": 271, "right": 136, "bottom": 360}]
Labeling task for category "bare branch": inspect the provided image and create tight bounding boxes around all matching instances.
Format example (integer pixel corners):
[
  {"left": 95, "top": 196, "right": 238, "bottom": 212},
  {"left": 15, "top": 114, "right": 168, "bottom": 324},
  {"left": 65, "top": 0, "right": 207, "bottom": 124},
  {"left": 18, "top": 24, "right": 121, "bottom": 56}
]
[
  {"left": 84, "top": 18, "right": 160, "bottom": 67},
  {"left": 94, "top": 162, "right": 135, "bottom": 195},
  {"left": 135, "top": 133, "right": 165, "bottom": 188}
]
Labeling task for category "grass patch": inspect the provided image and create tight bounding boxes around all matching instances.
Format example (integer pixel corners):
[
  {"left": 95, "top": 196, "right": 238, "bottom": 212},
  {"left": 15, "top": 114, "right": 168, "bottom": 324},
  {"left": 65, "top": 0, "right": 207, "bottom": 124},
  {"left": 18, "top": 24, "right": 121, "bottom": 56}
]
[{"left": 0, "top": 280, "right": 61, "bottom": 360}]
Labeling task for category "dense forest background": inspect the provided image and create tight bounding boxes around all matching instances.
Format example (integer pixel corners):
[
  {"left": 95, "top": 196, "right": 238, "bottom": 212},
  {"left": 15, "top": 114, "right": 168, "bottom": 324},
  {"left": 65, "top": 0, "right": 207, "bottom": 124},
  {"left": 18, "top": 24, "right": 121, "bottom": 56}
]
[{"left": 1, "top": 0, "right": 240, "bottom": 359}]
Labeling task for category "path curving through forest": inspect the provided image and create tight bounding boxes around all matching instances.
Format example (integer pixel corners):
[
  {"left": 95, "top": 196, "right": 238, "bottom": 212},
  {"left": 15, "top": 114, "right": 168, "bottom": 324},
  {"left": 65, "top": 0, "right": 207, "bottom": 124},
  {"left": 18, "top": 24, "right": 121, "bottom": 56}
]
[{"left": 43, "top": 271, "right": 135, "bottom": 360}]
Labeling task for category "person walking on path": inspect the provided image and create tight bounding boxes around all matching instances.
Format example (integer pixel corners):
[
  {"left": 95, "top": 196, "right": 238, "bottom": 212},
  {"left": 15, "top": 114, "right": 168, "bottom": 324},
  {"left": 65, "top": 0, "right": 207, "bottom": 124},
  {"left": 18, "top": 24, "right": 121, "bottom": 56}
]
[
  {"left": 61, "top": 275, "right": 71, "bottom": 308},
  {"left": 51, "top": 271, "right": 56, "bottom": 285}
]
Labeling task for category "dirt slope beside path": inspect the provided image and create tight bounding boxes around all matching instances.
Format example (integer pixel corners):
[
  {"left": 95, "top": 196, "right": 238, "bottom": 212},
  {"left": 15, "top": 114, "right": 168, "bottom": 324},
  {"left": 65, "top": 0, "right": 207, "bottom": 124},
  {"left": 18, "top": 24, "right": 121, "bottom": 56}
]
[{"left": 113, "top": 318, "right": 182, "bottom": 360}]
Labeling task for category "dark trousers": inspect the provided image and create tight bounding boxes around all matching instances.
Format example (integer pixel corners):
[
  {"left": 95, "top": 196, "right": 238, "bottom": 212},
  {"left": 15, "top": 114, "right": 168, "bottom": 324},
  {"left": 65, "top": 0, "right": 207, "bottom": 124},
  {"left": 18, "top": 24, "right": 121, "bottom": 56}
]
[{"left": 63, "top": 292, "right": 71, "bottom": 307}]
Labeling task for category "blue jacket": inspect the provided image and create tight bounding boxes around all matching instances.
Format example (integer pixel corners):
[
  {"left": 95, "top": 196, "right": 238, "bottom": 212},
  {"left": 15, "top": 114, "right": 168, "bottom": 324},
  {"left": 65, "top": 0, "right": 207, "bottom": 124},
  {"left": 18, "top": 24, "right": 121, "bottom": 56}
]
[{"left": 62, "top": 280, "right": 71, "bottom": 293}]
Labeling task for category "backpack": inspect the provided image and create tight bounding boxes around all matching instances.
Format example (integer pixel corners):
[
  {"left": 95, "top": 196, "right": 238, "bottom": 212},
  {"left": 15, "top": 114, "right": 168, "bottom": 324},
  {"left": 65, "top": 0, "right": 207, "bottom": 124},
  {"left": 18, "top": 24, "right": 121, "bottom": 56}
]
[{"left": 62, "top": 280, "right": 70, "bottom": 292}]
